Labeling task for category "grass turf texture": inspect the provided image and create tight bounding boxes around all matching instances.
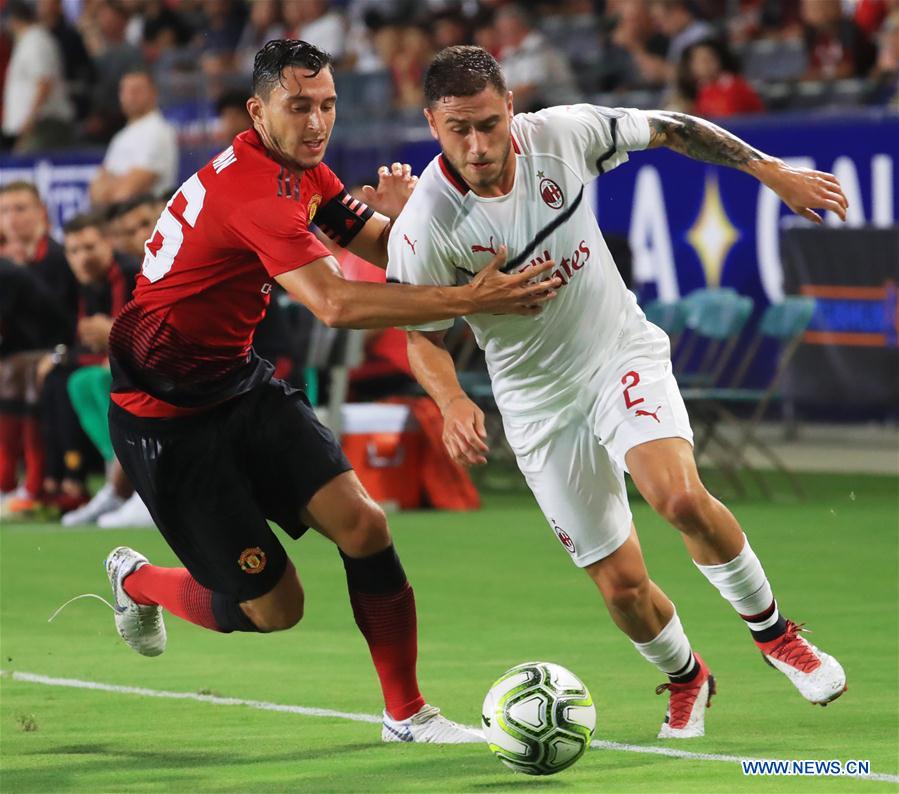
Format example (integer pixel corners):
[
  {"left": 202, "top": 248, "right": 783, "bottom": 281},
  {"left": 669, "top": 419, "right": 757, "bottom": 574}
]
[{"left": 1, "top": 471, "right": 897, "bottom": 793}]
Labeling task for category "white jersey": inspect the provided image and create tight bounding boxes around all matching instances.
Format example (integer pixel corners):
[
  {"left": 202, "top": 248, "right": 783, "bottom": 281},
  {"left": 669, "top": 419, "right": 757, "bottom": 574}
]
[{"left": 387, "top": 104, "right": 651, "bottom": 421}]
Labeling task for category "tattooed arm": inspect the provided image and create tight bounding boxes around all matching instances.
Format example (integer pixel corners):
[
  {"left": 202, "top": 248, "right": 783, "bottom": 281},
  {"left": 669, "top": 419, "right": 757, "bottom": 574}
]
[{"left": 645, "top": 111, "right": 848, "bottom": 223}]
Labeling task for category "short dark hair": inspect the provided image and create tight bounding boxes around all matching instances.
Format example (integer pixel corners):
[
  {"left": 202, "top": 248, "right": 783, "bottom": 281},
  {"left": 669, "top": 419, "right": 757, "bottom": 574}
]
[
  {"left": 63, "top": 212, "right": 107, "bottom": 235},
  {"left": 7, "top": 1, "right": 36, "bottom": 23},
  {"left": 121, "top": 67, "right": 156, "bottom": 86},
  {"left": 112, "top": 192, "right": 158, "bottom": 217},
  {"left": 424, "top": 46, "right": 507, "bottom": 106},
  {"left": 216, "top": 89, "right": 250, "bottom": 116},
  {"left": 252, "top": 40, "right": 332, "bottom": 99}
]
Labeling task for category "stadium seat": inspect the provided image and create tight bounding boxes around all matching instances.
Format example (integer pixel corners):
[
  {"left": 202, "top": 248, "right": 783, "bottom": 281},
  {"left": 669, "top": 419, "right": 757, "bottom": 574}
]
[
  {"left": 644, "top": 298, "right": 688, "bottom": 347},
  {"left": 792, "top": 80, "right": 833, "bottom": 109},
  {"left": 682, "top": 297, "right": 817, "bottom": 499},
  {"left": 740, "top": 39, "right": 807, "bottom": 83},
  {"left": 672, "top": 287, "right": 747, "bottom": 385},
  {"left": 333, "top": 71, "right": 394, "bottom": 121},
  {"left": 276, "top": 293, "right": 364, "bottom": 436},
  {"left": 829, "top": 78, "right": 869, "bottom": 108},
  {"left": 756, "top": 80, "right": 794, "bottom": 112},
  {"left": 673, "top": 289, "right": 754, "bottom": 494}
]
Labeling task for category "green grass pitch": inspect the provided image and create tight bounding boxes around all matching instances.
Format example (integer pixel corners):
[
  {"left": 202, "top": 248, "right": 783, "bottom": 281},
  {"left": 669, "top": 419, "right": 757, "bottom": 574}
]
[{"left": 1, "top": 472, "right": 897, "bottom": 792}]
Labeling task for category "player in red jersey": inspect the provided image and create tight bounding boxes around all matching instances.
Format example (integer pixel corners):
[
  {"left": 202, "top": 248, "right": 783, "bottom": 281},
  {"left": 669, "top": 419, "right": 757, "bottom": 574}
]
[{"left": 103, "top": 40, "right": 560, "bottom": 744}]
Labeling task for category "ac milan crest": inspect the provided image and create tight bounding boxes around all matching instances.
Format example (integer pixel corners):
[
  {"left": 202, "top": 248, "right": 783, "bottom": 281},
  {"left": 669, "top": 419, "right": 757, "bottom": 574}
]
[
  {"left": 540, "top": 177, "right": 565, "bottom": 209},
  {"left": 551, "top": 519, "right": 576, "bottom": 554}
]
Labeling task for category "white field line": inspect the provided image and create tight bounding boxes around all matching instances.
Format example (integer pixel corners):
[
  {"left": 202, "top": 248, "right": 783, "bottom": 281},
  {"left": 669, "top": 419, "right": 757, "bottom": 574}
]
[{"left": 3, "top": 670, "right": 897, "bottom": 785}]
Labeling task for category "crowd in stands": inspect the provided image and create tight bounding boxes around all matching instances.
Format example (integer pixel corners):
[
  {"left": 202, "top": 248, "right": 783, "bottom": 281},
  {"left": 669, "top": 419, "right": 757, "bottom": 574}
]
[
  {"left": 2, "top": 0, "right": 898, "bottom": 154},
  {"left": 0, "top": 162, "right": 317, "bottom": 524},
  {"left": 0, "top": 63, "right": 407, "bottom": 525}
]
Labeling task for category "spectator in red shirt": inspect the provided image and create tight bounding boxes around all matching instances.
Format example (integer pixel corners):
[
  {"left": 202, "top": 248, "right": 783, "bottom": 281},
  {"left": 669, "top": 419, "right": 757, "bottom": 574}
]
[{"left": 679, "top": 38, "right": 764, "bottom": 118}]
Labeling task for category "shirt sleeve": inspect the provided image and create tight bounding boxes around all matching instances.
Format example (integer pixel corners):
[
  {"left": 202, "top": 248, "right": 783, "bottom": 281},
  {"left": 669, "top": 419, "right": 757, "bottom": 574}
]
[
  {"left": 385, "top": 211, "right": 456, "bottom": 333},
  {"left": 525, "top": 104, "right": 650, "bottom": 182},
  {"left": 229, "top": 197, "right": 331, "bottom": 278}
]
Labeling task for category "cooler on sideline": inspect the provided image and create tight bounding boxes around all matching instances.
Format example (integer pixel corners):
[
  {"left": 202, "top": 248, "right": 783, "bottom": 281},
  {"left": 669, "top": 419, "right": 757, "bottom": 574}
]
[{"left": 341, "top": 403, "right": 423, "bottom": 510}]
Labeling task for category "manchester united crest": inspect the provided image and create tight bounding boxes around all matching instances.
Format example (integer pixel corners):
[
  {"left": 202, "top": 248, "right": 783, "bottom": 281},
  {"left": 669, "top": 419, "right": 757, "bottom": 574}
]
[
  {"left": 307, "top": 193, "right": 322, "bottom": 222},
  {"left": 238, "top": 547, "right": 267, "bottom": 574},
  {"left": 539, "top": 177, "right": 564, "bottom": 210}
]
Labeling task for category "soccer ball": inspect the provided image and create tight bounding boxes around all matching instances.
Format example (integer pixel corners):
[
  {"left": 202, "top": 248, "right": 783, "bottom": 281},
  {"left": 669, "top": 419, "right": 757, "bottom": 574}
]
[{"left": 481, "top": 661, "right": 596, "bottom": 775}]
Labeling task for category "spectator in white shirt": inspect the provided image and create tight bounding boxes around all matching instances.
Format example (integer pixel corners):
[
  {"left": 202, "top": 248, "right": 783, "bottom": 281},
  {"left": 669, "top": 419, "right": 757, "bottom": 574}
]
[
  {"left": 88, "top": 69, "right": 178, "bottom": 207},
  {"left": 282, "top": 0, "right": 346, "bottom": 61},
  {"left": 494, "top": 4, "right": 580, "bottom": 112},
  {"left": 2, "top": 0, "right": 74, "bottom": 153}
]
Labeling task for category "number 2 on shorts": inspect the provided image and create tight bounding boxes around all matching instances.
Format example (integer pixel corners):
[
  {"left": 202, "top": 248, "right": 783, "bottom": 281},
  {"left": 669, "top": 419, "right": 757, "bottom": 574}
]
[{"left": 621, "top": 371, "right": 644, "bottom": 409}]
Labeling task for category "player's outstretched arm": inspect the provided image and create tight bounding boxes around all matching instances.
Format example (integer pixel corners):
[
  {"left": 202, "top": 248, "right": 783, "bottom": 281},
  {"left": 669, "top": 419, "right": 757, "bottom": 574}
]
[
  {"left": 407, "top": 330, "right": 489, "bottom": 467},
  {"left": 645, "top": 111, "right": 849, "bottom": 224},
  {"left": 276, "top": 247, "right": 561, "bottom": 329}
]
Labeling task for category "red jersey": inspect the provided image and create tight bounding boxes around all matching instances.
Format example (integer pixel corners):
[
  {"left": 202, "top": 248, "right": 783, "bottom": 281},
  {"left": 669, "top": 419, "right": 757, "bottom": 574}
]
[
  {"left": 695, "top": 74, "right": 764, "bottom": 118},
  {"left": 109, "top": 129, "right": 372, "bottom": 417}
]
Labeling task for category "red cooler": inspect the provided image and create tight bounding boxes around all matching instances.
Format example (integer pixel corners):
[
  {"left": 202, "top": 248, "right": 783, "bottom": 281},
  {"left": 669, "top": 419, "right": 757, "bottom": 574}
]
[{"left": 341, "top": 403, "right": 423, "bottom": 510}]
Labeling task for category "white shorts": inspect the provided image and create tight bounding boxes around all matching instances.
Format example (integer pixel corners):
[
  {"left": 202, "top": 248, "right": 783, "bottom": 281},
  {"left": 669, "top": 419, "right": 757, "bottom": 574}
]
[{"left": 503, "top": 320, "right": 693, "bottom": 568}]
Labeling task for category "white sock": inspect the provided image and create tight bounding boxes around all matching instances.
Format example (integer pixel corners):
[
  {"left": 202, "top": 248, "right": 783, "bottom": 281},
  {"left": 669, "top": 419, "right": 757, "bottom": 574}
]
[
  {"left": 632, "top": 611, "right": 694, "bottom": 677},
  {"left": 693, "top": 534, "right": 777, "bottom": 625}
]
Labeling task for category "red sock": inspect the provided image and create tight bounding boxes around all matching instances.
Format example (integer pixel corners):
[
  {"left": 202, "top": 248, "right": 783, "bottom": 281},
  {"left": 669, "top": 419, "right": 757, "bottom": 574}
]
[
  {"left": 23, "top": 417, "right": 45, "bottom": 497},
  {"left": 0, "top": 414, "right": 24, "bottom": 493},
  {"left": 349, "top": 583, "right": 425, "bottom": 720},
  {"left": 123, "top": 565, "right": 220, "bottom": 631}
]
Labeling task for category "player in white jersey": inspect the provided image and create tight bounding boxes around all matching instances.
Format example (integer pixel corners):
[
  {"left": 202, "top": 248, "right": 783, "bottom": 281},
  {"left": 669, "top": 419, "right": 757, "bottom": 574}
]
[{"left": 388, "top": 47, "right": 848, "bottom": 739}]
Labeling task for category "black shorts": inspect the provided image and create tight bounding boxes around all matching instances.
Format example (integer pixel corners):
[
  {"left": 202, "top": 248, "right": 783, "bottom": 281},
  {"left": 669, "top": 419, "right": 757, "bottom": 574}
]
[{"left": 109, "top": 379, "right": 351, "bottom": 601}]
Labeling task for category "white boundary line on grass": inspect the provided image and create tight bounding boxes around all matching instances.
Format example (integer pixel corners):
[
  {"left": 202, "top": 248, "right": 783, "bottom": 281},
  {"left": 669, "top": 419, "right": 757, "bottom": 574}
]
[{"left": 3, "top": 670, "right": 897, "bottom": 785}]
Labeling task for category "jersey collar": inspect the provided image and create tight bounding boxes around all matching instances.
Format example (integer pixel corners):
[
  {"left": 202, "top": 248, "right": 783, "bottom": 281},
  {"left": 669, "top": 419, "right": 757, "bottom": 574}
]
[{"left": 438, "top": 154, "right": 469, "bottom": 195}]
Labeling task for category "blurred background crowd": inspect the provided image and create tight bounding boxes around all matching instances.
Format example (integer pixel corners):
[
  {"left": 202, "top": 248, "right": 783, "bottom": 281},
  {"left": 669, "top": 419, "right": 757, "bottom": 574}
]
[
  {"left": 2, "top": 0, "right": 899, "bottom": 155},
  {"left": 1, "top": 0, "right": 896, "bottom": 526}
]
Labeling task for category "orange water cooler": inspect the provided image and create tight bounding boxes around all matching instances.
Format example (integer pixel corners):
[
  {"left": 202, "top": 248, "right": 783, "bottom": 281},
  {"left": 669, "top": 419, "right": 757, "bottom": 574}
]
[{"left": 341, "top": 403, "right": 424, "bottom": 510}]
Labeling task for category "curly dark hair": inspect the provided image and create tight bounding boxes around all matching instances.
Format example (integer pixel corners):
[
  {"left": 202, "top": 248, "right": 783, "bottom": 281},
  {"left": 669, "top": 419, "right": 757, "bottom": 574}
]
[
  {"left": 252, "top": 40, "right": 333, "bottom": 99},
  {"left": 424, "top": 46, "right": 507, "bottom": 106}
]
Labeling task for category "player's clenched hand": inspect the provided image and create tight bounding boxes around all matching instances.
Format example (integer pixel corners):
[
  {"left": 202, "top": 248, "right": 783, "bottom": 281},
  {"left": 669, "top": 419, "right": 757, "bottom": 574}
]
[
  {"left": 469, "top": 246, "right": 561, "bottom": 316},
  {"left": 441, "top": 395, "right": 489, "bottom": 467},
  {"left": 360, "top": 162, "right": 419, "bottom": 220},
  {"left": 759, "top": 160, "right": 849, "bottom": 224}
]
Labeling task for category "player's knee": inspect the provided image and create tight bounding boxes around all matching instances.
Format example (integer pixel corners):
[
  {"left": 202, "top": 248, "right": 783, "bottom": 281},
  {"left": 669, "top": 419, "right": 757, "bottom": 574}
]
[
  {"left": 243, "top": 569, "right": 305, "bottom": 632},
  {"left": 339, "top": 499, "right": 390, "bottom": 557},
  {"left": 247, "top": 593, "right": 304, "bottom": 633},
  {"left": 266, "top": 600, "right": 304, "bottom": 632},
  {"left": 660, "top": 487, "right": 712, "bottom": 533},
  {"left": 599, "top": 570, "right": 650, "bottom": 615},
  {"left": 607, "top": 582, "right": 646, "bottom": 614}
]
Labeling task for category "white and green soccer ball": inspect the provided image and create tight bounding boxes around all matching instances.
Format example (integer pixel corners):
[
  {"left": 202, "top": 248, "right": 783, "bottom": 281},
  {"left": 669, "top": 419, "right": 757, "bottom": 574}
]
[{"left": 481, "top": 661, "right": 596, "bottom": 775}]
